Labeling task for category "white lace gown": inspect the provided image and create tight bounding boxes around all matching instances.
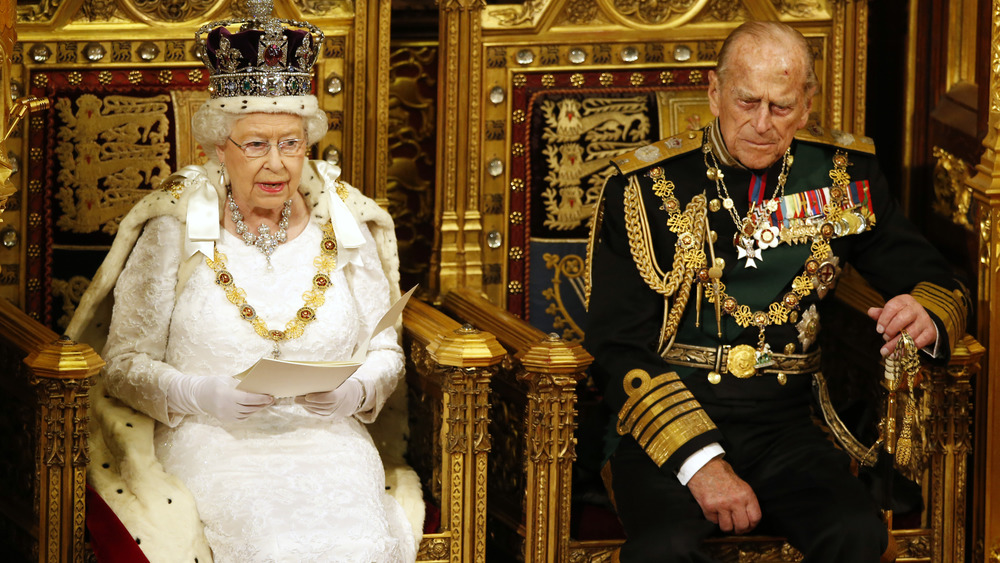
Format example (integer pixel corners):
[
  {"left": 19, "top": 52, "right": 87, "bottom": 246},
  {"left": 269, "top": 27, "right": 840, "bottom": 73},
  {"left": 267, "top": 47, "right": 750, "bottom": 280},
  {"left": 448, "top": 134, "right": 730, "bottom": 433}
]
[{"left": 102, "top": 214, "right": 415, "bottom": 563}]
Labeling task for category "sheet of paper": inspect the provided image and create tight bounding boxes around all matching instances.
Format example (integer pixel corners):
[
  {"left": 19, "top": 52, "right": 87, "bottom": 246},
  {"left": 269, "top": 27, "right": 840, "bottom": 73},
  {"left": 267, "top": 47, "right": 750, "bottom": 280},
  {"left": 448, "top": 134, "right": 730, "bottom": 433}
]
[
  {"left": 349, "top": 285, "right": 418, "bottom": 363},
  {"left": 235, "top": 358, "right": 360, "bottom": 397},
  {"left": 234, "top": 285, "right": 418, "bottom": 397}
]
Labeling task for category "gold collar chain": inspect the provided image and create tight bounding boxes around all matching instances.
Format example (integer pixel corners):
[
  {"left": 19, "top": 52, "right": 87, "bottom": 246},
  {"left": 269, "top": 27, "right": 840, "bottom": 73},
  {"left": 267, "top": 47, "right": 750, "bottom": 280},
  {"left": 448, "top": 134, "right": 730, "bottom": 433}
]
[
  {"left": 648, "top": 149, "right": 852, "bottom": 382},
  {"left": 700, "top": 150, "right": 852, "bottom": 380},
  {"left": 702, "top": 129, "right": 793, "bottom": 269},
  {"left": 206, "top": 221, "right": 339, "bottom": 359}
]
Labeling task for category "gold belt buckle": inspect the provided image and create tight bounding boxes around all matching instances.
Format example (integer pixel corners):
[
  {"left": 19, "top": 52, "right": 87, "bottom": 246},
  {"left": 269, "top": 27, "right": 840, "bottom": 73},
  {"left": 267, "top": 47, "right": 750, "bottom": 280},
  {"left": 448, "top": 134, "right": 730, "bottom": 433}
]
[{"left": 726, "top": 345, "right": 757, "bottom": 378}]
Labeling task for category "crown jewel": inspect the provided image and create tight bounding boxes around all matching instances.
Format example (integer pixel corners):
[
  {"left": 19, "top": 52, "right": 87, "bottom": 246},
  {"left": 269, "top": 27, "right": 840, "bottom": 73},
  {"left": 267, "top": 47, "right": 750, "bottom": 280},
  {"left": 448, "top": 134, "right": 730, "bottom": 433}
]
[{"left": 195, "top": 0, "right": 324, "bottom": 99}]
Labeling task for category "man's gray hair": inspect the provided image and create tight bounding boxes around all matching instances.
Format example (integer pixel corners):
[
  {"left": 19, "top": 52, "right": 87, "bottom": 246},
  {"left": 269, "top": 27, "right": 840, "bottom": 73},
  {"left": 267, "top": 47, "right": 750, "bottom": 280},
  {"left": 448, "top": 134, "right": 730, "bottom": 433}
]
[
  {"left": 191, "top": 103, "right": 328, "bottom": 160},
  {"left": 716, "top": 21, "right": 819, "bottom": 95}
]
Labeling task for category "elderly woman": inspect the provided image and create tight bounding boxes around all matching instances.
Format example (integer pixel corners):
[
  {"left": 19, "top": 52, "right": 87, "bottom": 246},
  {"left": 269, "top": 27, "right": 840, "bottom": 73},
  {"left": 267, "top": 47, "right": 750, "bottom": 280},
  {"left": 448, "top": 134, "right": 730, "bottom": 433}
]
[{"left": 67, "top": 3, "right": 416, "bottom": 562}]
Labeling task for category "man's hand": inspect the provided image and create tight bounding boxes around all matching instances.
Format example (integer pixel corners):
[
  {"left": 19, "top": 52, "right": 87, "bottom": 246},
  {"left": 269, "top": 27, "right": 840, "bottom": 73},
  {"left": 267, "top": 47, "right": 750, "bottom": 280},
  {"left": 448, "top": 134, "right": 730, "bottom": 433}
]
[
  {"left": 686, "top": 457, "right": 761, "bottom": 534},
  {"left": 867, "top": 294, "right": 936, "bottom": 355}
]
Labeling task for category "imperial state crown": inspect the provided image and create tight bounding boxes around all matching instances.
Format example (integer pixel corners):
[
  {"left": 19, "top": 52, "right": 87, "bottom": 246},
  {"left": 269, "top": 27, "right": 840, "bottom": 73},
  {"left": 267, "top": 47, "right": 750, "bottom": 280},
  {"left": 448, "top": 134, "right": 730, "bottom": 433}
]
[{"left": 195, "top": 0, "right": 324, "bottom": 99}]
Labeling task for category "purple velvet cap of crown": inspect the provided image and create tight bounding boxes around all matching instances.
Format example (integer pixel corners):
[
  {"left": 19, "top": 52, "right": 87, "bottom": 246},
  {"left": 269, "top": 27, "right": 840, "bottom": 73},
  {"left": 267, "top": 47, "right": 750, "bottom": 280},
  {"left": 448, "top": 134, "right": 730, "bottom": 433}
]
[
  {"left": 197, "top": 12, "right": 323, "bottom": 100},
  {"left": 205, "top": 27, "right": 312, "bottom": 73}
]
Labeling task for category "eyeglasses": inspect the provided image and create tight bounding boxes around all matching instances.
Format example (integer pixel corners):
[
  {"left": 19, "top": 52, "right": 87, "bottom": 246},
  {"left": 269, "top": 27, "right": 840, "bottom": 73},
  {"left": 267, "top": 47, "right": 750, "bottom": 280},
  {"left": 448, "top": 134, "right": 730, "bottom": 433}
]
[{"left": 228, "top": 137, "right": 306, "bottom": 158}]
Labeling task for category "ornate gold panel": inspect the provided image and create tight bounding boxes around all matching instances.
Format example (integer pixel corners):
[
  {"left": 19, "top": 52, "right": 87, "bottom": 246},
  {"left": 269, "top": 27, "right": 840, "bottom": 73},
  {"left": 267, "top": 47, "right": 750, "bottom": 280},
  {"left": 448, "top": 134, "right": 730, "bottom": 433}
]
[
  {"left": 932, "top": 146, "right": 975, "bottom": 231},
  {"left": 493, "top": 67, "right": 717, "bottom": 328},
  {"left": 388, "top": 43, "right": 438, "bottom": 292}
]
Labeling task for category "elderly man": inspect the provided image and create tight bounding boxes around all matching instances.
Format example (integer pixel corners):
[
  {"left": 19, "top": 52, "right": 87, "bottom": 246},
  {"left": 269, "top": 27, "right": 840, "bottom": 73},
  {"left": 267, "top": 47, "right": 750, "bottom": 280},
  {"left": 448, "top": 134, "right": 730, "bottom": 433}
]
[{"left": 585, "top": 21, "right": 968, "bottom": 562}]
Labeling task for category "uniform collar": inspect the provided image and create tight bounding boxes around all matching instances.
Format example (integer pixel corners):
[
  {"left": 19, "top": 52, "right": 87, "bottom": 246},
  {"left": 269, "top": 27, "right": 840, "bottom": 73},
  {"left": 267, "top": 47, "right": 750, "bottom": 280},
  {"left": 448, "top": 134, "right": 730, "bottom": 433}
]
[{"left": 706, "top": 118, "right": 746, "bottom": 170}]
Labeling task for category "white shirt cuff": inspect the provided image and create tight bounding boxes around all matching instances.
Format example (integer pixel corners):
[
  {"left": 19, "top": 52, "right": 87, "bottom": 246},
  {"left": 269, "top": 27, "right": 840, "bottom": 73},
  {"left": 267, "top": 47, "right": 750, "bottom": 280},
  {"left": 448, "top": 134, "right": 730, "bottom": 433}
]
[
  {"left": 676, "top": 443, "right": 725, "bottom": 486},
  {"left": 924, "top": 323, "right": 942, "bottom": 358}
]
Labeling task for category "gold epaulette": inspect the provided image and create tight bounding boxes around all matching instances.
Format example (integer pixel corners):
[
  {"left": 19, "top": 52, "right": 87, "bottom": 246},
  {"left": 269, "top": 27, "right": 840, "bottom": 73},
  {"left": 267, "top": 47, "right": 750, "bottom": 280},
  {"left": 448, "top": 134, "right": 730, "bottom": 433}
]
[
  {"left": 157, "top": 173, "right": 188, "bottom": 200},
  {"left": 612, "top": 130, "right": 703, "bottom": 176},
  {"left": 911, "top": 281, "right": 970, "bottom": 354},
  {"left": 616, "top": 368, "right": 717, "bottom": 467},
  {"left": 795, "top": 122, "right": 876, "bottom": 155}
]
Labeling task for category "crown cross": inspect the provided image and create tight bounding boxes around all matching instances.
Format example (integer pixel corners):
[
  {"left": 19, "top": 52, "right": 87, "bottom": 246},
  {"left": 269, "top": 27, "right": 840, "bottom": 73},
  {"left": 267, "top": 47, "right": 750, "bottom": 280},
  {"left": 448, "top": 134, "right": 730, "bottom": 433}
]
[
  {"left": 259, "top": 31, "right": 288, "bottom": 68},
  {"left": 246, "top": 0, "right": 272, "bottom": 21}
]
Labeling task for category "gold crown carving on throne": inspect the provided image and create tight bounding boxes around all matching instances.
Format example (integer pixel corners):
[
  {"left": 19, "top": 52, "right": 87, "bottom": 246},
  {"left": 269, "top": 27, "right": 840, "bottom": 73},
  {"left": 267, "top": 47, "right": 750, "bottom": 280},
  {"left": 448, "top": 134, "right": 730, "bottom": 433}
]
[{"left": 195, "top": 0, "right": 324, "bottom": 99}]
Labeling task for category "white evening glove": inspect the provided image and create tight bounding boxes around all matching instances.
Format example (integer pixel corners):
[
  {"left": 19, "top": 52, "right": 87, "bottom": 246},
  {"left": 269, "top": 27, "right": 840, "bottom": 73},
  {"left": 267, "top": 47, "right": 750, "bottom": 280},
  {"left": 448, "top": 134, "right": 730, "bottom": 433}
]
[
  {"left": 167, "top": 375, "right": 274, "bottom": 423},
  {"left": 295, "top": 378, "right": 370, "bottom": 417}
]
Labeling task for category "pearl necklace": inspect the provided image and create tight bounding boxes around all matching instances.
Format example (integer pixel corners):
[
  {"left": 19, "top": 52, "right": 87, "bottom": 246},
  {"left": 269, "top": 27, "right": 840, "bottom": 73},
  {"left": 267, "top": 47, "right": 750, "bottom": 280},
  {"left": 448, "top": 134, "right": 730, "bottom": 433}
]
[{"left": 227, "top": 192, "right": 291, "bottom": 270}]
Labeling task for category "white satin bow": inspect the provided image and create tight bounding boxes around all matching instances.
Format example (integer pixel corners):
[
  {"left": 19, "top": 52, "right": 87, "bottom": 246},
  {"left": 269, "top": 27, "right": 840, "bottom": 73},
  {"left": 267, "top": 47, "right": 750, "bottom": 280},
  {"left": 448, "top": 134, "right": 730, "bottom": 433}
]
[{"left": 182, "top": 163, "right": 365, "bottom": 271}]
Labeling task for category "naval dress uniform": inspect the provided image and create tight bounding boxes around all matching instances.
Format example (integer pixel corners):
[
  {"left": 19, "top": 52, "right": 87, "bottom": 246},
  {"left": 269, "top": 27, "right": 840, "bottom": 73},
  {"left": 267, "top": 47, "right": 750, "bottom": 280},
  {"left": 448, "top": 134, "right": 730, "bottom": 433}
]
[{"left": 584, "top": 120, "right": 969, "bottom": 562}]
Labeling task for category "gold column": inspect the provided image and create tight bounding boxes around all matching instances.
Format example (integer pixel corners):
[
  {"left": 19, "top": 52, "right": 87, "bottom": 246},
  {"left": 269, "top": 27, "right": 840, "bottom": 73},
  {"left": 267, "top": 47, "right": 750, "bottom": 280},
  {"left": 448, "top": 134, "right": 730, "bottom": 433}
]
[
  {"left": 359, "top": 0, "right": 392, "bottom": 206},
  {"left": 427, "top": 323, "right": 504, "bottom": 563},
  {"left": 829, "top": 0, "right": 869, "bottom": 134},
  {"left": 966, "top": 2, "right": 1000, "bottom": 559},
  {"left": 433, "top": 0, "right": 486, "bottom": 298},
  {"left": 24, "top": 337, "right": 103, "bottom": 563},
  {"left": 441, "top": 288, "right": 596, "bottom": 562},
  {"left": 922, "top": 335, "right": 983, "bottom": 563},
  {"left": 516, "top": 335, "right": 593, "bottom": 563}
]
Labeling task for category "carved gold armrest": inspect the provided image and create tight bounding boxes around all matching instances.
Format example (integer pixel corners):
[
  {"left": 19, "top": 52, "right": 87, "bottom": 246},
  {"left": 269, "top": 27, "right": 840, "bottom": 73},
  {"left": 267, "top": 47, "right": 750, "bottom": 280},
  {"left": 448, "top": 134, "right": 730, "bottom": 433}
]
[
  {"left": 0, "top": 299, "right": 102, "bottom": 563},
  {"left": 403, "top": 297, "right": 504, "bottom": 563},
  {"left": 441, "top": 288, "right": 593, "bottom": 562}
]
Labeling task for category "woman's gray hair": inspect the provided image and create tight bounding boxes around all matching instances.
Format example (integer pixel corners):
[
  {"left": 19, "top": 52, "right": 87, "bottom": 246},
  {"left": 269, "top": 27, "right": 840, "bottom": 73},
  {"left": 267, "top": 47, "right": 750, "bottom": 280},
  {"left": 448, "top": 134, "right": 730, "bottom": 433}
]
[{"left": 191, "top": 102, "right": 328, "bottom": 160}]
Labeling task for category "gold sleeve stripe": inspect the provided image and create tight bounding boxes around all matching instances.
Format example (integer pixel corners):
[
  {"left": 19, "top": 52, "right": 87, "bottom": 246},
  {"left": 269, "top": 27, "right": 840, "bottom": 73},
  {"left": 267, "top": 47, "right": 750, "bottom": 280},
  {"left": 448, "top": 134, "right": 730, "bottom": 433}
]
[
  {"left": 616, "top": 368, "right": 717, "bottom": 467},
  {"left": 630, "top": 389, "right": 695, "bottom": 438},
  {"left": 637, "top": 410, "right": 717, "bottom": 468},
  {"left": 618, "top": 378, "right": 687, "bottom": 423},
  {"left": 911, "top": 281, "right": 968, "bottom": 352},
  {"left": 636, "top": 398, "right": 701, "bottom": 445}
]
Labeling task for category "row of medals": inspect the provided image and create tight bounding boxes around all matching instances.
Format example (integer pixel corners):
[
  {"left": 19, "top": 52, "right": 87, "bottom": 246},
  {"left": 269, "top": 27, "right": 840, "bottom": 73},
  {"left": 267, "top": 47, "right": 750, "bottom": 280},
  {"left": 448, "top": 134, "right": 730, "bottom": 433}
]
[{"left": 701, "top": 178, "right": 868, "bottom": 384}]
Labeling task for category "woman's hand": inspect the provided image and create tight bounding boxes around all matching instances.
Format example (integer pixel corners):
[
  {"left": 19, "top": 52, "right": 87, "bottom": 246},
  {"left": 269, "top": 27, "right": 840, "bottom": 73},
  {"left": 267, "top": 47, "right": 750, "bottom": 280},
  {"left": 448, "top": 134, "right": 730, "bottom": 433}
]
[
  {"left": 187, "top": 377, "right": 274, "bottom": 422},
  {"left": 295, "top": 378, "right": 367, "bottom": 417}
]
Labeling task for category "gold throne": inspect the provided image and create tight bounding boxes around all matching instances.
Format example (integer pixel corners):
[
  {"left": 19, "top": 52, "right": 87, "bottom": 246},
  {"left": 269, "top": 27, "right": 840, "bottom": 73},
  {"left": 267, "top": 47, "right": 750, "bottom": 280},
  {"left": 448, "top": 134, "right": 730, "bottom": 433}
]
[
  {"left": 429, "top": 1, "right": 983, "bottom": 561},
  {"left": 0, "top": 1, "right": 495, "bottom": 562}
]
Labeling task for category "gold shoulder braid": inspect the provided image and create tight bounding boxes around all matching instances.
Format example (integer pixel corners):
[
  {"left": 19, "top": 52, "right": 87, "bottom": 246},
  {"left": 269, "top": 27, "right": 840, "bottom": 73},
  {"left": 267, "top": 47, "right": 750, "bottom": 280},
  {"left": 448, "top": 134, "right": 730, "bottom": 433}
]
[
  {"left": 207, "top": 221, "right": 338, "bottom": 359},
  {"left": 623, "top": 170, "right": 707, "bottom": 346},
  {"left": 616, "top": 368, "right": 718, "bottom": 467}
]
